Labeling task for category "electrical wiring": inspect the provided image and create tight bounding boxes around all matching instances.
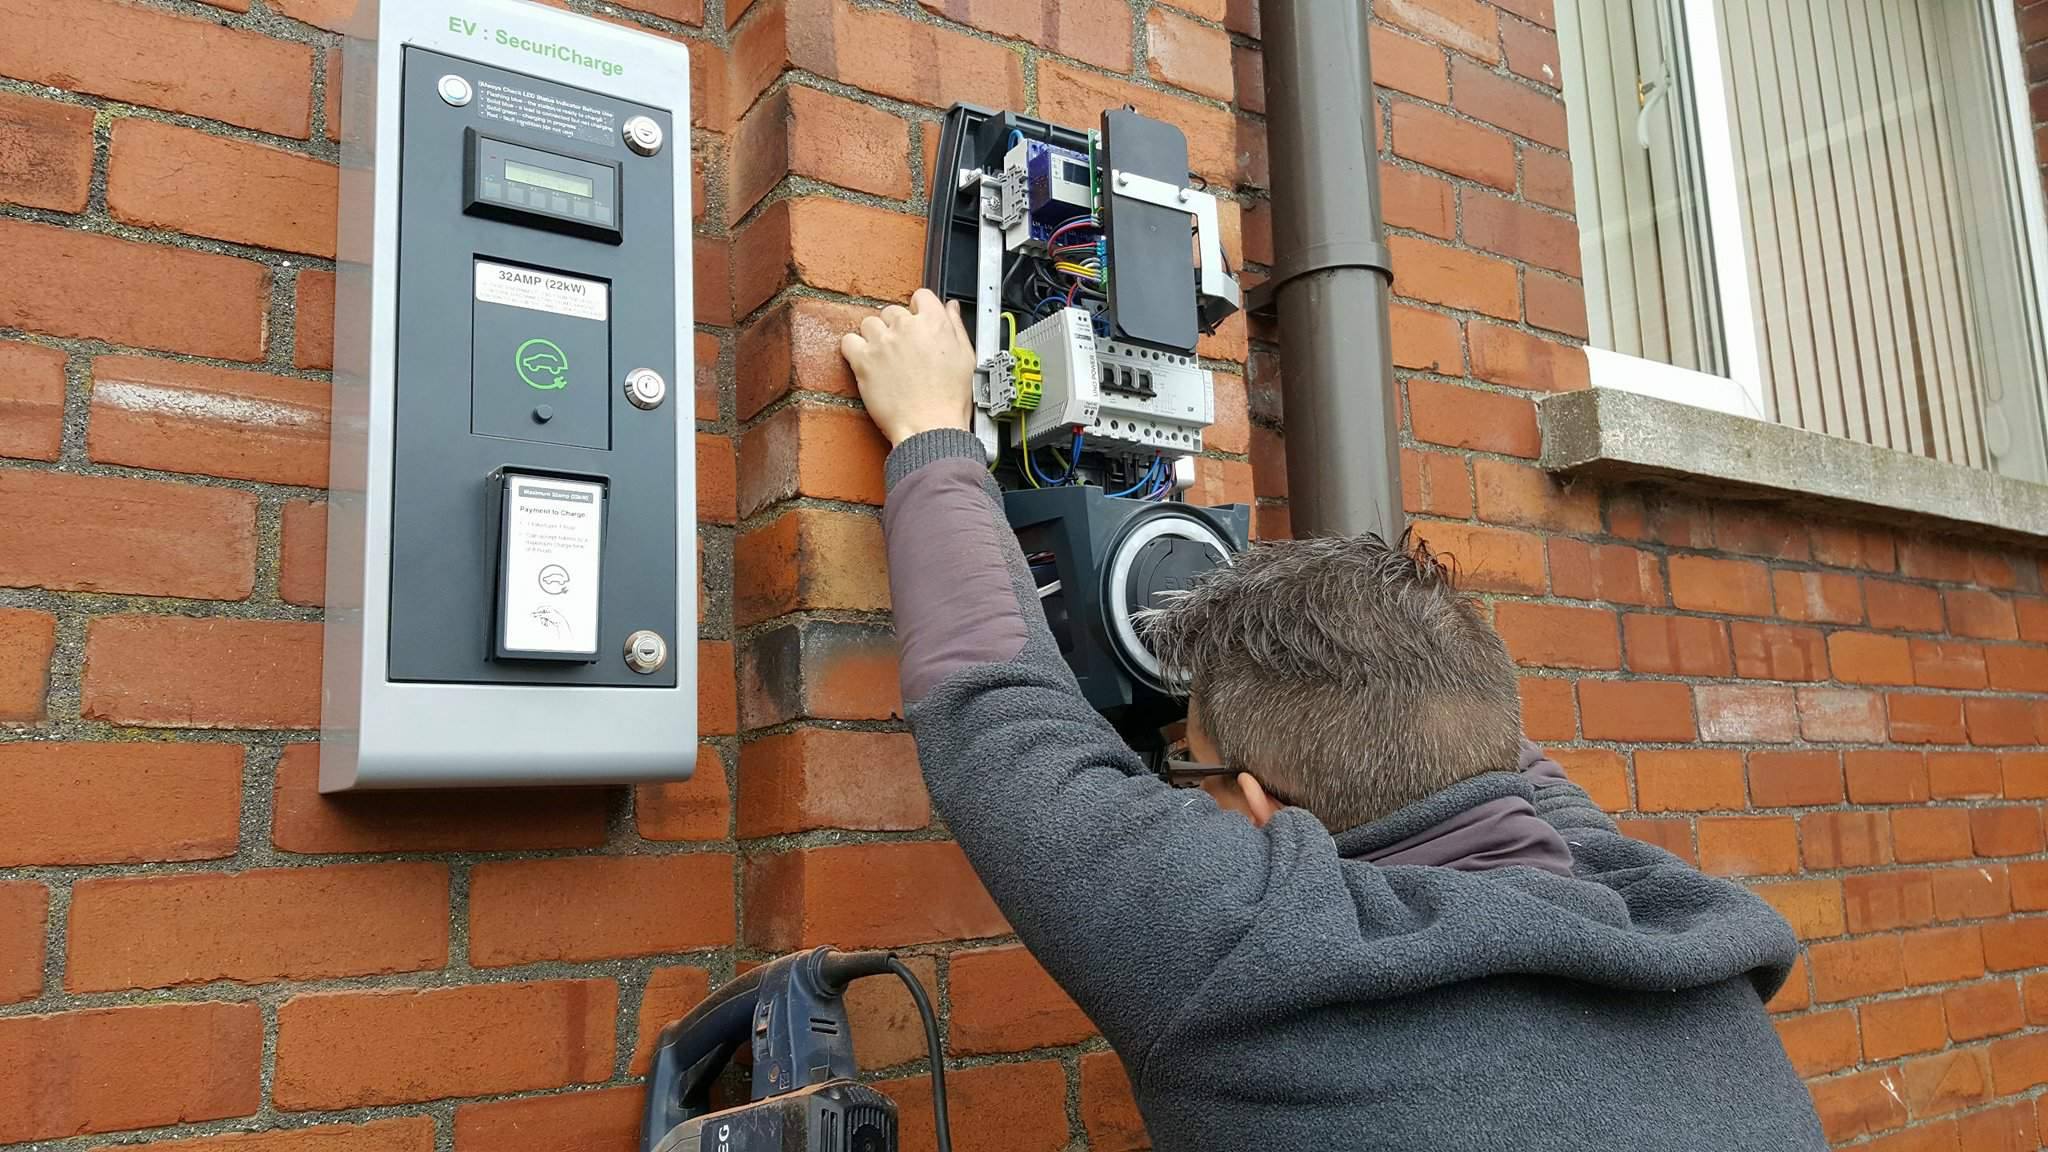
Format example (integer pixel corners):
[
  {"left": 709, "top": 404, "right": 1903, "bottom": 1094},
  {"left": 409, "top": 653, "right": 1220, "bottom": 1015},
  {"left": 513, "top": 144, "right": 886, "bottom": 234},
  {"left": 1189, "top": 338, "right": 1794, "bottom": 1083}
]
[
  {"left": 1045, "top": 438, "right": 1070, "bottom": 474},
  {"left": 1020, "top": 420, "right": 1080, "bottom": 488},
  {"left": 1107, "top": 460, "right": 1153, "bottom": 498},
  {"left": 1046, "top": 216, "right": 1100, "bottom": 248},
  {"left": 969, "top": 125, "right": 1222, "bottom": 527},
  {"left": 1088, "top": 129, "right": 1099, "bottom": 211},
  {"left": 1030, "top": 445, "right": 1069, "bottom": 486},
  {"left": 1016, "top": 257, "right": 1079, "bottom": 317},
  {"left": 999, "top": 251, "right": 1034, "bottom": 303},
  {"left": 1147, "top": 458, "right": 1174, "bottom": 500},
  {"left": 1109, "top": 456, "right": 1162, "bottom": 498},
  {"left": 1018, "top": 418, "right": 1042, "bottom": 488},
  {"left": 1034, "top": 428, "right": 1083, "bottom": 486},
  {"left": 885, "top": 956, "right": 954, "bottom": 1152}
]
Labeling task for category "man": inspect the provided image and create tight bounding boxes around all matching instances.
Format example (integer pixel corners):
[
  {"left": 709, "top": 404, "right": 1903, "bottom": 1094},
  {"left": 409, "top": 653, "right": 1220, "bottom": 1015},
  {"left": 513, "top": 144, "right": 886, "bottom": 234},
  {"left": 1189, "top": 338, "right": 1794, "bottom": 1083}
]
[{"left": 840, "top": 289, "right": 1825, "bottom": 1150}]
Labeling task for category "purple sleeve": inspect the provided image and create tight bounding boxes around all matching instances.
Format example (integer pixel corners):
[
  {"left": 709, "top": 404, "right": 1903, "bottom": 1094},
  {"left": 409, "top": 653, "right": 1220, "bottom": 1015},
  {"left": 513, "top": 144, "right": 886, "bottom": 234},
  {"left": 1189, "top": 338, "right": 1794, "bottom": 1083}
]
[{"left": 882, "top": 452, "right": 1031, "bottom": 703}]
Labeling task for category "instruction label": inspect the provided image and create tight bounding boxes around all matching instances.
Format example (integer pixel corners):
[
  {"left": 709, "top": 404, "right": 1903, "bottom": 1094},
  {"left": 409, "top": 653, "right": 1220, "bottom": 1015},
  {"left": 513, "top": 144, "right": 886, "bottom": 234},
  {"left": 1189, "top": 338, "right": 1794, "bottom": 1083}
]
[
  {"left": 476, "top": 79, "right": 618, "bottom": 147},
  {"left": 475, "top": 260, "right": 609, "bottom": 322},
  {"left": 500, "top": 475, "right": 604, "bottom": 656}
]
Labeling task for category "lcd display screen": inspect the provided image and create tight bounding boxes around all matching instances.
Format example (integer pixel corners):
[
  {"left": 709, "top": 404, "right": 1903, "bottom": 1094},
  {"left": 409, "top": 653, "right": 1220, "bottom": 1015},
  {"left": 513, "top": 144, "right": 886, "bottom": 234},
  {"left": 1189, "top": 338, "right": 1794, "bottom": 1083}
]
[{"left": 505, "top": 158, "right": 595, "bottom": 199}]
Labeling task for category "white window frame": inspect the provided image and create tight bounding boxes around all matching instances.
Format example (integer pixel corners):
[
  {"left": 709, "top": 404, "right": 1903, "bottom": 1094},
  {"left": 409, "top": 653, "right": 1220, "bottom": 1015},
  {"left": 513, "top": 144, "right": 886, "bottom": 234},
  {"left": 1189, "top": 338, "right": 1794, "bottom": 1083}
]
[
  {"left": 1992, "top": 0, "right": 2048, "bottom": 434},
  {"left": 1582, "top": 0, "right": 2048, "bottom": 439}
]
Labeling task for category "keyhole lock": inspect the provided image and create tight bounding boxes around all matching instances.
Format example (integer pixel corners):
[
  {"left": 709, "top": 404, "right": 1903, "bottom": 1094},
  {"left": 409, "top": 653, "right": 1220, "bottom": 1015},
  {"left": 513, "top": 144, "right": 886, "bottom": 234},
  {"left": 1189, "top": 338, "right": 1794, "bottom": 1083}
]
[
  {"left": 624, "top": 630, "right": 669, "bottom": 674},
  {"left": 624, "top": 367, "right": 667, "bottom": 410},
  {"left": 622, "top": 115, "right": 664, "bottom": 157}
]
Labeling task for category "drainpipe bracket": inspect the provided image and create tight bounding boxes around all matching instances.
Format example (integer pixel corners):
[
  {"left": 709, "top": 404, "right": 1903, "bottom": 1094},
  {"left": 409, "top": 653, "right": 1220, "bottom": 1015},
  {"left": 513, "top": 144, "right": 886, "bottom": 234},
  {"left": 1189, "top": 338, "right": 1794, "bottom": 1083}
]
[{"left": 1245, "top": 240, "right": 1394, "bottom": 316}]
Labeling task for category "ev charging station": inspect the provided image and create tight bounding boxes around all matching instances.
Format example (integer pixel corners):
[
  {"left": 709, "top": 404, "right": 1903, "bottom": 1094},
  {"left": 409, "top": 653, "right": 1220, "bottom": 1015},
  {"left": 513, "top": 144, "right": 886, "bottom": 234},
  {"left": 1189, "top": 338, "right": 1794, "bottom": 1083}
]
[{"left": 322, "top": 0, "right": 696, "bottom": 790}]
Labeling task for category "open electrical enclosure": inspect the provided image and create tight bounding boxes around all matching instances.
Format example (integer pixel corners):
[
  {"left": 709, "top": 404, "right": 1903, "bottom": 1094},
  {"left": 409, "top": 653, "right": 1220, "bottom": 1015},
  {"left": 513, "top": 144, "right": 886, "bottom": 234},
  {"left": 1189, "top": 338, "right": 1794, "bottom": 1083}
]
[{"left": 924, "top": 103, "right": 1251, "bottom": 753}]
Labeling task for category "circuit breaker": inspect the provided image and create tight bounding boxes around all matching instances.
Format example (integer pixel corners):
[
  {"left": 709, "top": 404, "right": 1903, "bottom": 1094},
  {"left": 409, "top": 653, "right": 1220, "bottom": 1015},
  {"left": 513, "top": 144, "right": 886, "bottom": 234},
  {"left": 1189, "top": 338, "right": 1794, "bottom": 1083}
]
[
  {"left": 322, "top": 0, "right": 695, "bottom": 789},
  {"left": 924, "top": 105, "right": 1249, "bottom": 752}
]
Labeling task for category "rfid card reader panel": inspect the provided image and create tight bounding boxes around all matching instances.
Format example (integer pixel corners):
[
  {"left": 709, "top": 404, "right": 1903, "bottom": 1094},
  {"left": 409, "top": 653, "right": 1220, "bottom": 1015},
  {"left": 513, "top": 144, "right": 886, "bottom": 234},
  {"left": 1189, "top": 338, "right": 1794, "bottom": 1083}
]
[{"left": 322, "top": 0, "right": 696, "bottom": 790}]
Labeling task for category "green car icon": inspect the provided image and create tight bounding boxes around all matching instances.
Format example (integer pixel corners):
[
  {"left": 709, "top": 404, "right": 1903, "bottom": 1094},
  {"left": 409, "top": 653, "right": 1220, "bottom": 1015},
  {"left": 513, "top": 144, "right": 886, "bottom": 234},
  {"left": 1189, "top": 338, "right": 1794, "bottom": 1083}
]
[{"left": 517, "top": 338, "right": 570, "bottom": 390}]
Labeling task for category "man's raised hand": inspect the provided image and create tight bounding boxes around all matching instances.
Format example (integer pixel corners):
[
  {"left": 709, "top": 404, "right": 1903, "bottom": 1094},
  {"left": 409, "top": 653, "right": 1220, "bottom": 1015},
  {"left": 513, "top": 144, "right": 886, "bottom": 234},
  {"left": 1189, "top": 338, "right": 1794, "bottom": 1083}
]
[{"left": 839, "top": 287, "right": 976, "bottom": 447}]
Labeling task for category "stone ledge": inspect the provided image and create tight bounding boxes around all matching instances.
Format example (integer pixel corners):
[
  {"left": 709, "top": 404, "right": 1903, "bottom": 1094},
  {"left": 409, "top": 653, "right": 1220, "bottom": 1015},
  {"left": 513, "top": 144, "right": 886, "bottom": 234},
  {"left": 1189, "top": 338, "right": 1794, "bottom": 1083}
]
[{"left": 1539, "top": 387, "right": 2048, "bottom": 543}]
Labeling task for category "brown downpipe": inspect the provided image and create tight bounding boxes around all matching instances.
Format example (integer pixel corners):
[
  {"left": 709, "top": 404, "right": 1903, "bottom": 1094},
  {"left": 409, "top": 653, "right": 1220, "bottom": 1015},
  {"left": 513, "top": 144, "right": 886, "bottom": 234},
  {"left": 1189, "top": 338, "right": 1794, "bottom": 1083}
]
[{"left": 1255, "top": 0, "right": 1401, "bottom": 540}]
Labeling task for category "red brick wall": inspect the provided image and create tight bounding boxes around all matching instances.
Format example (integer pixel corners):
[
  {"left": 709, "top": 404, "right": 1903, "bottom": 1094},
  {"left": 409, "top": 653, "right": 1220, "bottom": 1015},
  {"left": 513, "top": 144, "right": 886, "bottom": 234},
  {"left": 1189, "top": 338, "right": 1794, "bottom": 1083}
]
[{"left": 1, "top": 0, "right": 2045, "bottom": 1149}]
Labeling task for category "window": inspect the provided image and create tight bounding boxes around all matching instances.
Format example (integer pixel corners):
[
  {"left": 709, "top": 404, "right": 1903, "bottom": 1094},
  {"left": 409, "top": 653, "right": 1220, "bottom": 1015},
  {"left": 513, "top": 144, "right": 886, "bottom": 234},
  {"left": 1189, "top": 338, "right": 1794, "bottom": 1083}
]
[{"left": 1558, "top": 0, "right": 2048, "bottom": 482}]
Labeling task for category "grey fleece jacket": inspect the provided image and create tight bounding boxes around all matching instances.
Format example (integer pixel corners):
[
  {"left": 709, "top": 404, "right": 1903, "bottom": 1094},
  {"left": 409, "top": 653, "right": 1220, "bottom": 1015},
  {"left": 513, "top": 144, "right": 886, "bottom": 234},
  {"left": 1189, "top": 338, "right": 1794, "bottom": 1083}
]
[{"left": 881, "top": 429, "right": 1826, "bottom": 1152}]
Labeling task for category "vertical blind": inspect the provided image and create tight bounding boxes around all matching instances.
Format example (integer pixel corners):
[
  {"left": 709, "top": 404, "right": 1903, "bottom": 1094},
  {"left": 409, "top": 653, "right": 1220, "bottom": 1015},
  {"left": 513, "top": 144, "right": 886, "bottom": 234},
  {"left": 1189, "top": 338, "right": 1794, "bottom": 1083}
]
[
  {"left": 1558, "top": 0, "right": 2048, "bottom": 481},
  {"left": 1559, "top": 0, "right": 1724, "bottom": 376}
]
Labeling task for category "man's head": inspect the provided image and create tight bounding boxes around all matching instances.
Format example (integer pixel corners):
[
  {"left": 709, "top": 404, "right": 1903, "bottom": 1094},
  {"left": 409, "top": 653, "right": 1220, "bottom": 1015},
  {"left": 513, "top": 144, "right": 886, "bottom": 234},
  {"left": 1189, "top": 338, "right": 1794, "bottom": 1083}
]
[{"left": 1141, "top": 532, "right": 1523, "bottom": 831}]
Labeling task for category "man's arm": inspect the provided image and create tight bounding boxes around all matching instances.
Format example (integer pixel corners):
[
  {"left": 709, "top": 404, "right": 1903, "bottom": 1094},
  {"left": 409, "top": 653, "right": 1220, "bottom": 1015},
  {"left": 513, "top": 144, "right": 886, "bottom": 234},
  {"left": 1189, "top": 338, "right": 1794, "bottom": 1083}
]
[
  {"left": 882, "top": 428, "right": 1292, "bottom": 1063},
  {"left": 843, "top": 292, "right": 1305, "bottom": 1063}
]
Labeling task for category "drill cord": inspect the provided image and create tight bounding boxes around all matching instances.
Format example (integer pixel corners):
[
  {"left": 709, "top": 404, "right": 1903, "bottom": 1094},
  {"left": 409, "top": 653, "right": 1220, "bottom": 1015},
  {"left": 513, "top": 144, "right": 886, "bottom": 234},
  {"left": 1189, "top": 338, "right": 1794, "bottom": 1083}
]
[{"left": 888, "top": 956, "right": 953, "bottom": 1152}]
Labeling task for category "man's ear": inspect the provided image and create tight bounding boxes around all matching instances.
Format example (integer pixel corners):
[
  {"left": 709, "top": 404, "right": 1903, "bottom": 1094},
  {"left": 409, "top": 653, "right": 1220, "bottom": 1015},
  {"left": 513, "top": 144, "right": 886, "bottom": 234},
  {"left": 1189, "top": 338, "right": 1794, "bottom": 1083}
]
[{"left": 1235, "top": 772, "right": 1281, "bottom": 828}]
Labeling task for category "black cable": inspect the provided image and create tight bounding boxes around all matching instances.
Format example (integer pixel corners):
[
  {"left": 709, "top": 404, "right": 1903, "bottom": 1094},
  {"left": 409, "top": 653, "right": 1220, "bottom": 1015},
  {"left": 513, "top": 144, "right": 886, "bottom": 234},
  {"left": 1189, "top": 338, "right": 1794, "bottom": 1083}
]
[{"left": 887, "top": 956, "right": 953, "bottom": 1152}]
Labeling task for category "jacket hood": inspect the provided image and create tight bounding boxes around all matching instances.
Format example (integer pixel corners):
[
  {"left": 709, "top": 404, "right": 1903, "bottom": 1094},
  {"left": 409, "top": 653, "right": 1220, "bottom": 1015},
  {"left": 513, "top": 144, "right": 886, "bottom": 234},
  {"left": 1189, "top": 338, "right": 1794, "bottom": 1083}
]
[
  {"left": 1296, "top": 745, "right": 1798, "bottom": 1005},
  {"left": 1342, "top": 743, "right": 1576, "bottom": 874}
]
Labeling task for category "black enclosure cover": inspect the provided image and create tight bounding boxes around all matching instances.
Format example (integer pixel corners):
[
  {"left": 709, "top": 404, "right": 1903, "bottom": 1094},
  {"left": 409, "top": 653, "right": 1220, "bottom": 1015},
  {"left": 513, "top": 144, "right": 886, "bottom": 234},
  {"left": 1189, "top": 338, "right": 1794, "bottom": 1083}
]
[
  {"left": 1099, "top": 108, "right": 1199, "bottom": 352},
  {"left": 922, "top": 104, "right": 1091, "bottom": 353},
  {"left": 1005, "top": 485, "right": 1250, "bottom": 751}
]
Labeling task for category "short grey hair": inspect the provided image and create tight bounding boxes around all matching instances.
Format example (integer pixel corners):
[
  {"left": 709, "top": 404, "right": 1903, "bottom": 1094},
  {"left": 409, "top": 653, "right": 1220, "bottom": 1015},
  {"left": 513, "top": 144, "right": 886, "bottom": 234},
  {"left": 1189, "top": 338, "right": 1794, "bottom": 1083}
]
[{"left": 1141, "top": 532, "right": 1523, "bottom": 831}]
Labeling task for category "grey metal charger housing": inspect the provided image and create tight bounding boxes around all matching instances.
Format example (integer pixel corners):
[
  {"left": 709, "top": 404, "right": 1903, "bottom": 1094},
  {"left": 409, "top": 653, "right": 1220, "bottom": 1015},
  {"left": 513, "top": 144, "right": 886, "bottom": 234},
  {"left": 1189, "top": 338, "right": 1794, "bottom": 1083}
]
[{"left": 323, "top": 0, "right": 697, "bottom": 790}]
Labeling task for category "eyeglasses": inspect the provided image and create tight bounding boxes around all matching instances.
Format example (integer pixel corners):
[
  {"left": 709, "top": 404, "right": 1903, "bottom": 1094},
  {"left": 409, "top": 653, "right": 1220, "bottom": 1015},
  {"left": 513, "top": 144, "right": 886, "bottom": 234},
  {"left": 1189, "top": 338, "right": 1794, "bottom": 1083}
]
[
  {"left": 1161, "top": 759, "right": 1236, "bottom": 789},
  {"left": 1158, "top": 758, "right": 1298, "bottom": 810}
]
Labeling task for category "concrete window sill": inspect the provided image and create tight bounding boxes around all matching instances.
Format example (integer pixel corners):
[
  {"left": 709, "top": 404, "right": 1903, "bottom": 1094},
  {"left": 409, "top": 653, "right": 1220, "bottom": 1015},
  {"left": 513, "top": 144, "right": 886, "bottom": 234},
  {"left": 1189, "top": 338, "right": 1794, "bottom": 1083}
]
[{"left": 1539, "top": 388, "right": 2048, "bottom": 541}]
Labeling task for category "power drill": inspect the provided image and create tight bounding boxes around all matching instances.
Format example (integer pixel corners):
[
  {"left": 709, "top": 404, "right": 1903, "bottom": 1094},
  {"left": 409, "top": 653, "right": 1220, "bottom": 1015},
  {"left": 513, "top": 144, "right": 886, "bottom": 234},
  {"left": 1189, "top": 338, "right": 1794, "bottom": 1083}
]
[{"left": 640, "top": 948, "right": 952, "bottom": 1152}]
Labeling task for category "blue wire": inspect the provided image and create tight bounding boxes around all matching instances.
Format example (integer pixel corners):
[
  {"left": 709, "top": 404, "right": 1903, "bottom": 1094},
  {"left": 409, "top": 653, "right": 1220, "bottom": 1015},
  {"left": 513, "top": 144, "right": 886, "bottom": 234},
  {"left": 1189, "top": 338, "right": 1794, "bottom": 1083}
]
[
  {"left": 1148, "top": 459, "right": 1174, "bottom": 500},
  {"left": 1007, "top": 129, "right": 1022, "bottom": 149},
  {"left": 1023, "top": 441, "right": 1059, "bottom": 487},
  {"left": 1109, "top": 457, "right": 1160, "bottom": 498}
]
